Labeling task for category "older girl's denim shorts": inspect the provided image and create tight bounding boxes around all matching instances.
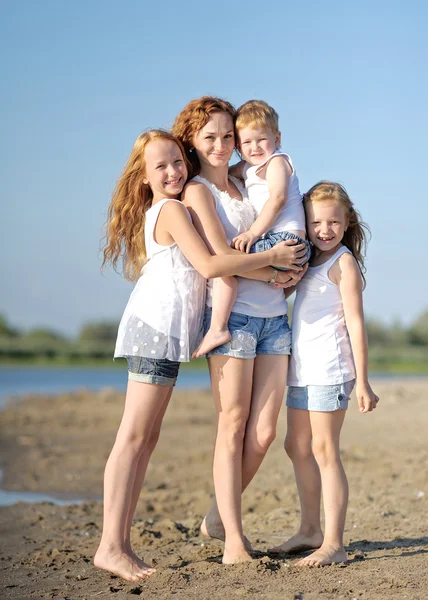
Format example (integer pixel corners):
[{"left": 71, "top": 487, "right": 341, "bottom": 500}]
[
  {"left": 203, "top": 308, "right": 291, "bottom": 359},
  {"left": 126, "top": 356, "right": 180, "bottom": 387},
  {"left": 250, "top": 231, "right": 311, "bottom": 270},
  {"left": 286, "top": 379, "right": 355, "bottom": 412}
]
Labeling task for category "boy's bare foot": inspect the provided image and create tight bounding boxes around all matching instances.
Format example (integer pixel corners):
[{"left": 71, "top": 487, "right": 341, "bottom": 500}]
[
  {"left": 269, "top": 531, "right": 323, "bottom": 555},
  {"left": 222, "top": 545, "right": 253, "bottom": 565},
  {"left": 295, "top": 545, "right": 348, "bottom": 567},
  {"left": 201, "top": 516, "right": 253, "bottom": 552},
  {"left": 192, "top": 329, "right": 231, "bottom": 358},
  {"left": 94, "top": 547, "right": 156, "bottom": 582}
]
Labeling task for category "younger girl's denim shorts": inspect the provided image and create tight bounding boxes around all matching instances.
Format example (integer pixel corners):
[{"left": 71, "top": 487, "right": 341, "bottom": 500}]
[
  {"left": 203, "top": 308, "right": 291, "bottom": 359},
  {"left": 250, "top": 230, "right": 312, "bottom": 270},
  {"left": 126, "top": 356, "right": 180, "bottom": 387},
  {"left": 286, "top": 379, "right": 355, "bottom": 412}
]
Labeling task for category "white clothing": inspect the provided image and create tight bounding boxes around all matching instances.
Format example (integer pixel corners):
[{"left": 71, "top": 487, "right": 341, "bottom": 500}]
[
  {"left": 243, "top": 151, "right": 306, "bottom": 233},
  {"left": 193, "top": 175, "right": 288, "bottom": 318},
  {"left": 288, "top": 246, "right": 356, "bottom": 386},
  {"left": 114, "top": 198, "right": 206, "bottom": 362}
]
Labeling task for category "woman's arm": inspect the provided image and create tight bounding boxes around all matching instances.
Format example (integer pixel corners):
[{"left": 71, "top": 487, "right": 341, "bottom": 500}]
[
  {"left": 332, "top": 253, "right": 379, "bottom": 413},
  {"left": 181, "top": 181, "right": 305, "bottom": 271},
  {"left": 157, "top": 200, "right": 301, "bottom": 279}
]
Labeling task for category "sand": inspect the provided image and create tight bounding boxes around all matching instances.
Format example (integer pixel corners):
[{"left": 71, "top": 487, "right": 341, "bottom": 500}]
[{"left": 0, "top": 379, "right": 427, "bottom": 599}]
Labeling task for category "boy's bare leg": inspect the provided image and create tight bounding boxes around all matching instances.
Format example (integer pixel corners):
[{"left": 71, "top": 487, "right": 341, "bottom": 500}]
[
  {"left": 192, "top": 277, "right": 237, "bottom": 358},
  {"left": 296, "top": 409, "right": 348, "bottom": 566},
  {"left": 269, "top": 407, "right": 323, "bottom": 554}
]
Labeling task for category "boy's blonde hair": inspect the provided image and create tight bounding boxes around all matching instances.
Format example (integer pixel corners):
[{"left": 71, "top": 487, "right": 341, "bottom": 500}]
[{"left": 236, "top": 100, "right": 279, "bottom": 134}]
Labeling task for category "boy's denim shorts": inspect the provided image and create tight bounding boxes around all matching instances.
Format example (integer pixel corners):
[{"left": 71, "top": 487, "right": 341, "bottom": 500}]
[
  {"left": 286, "top": 379, "right": 355, "bottom": 412},
  {"left": 126, "top": 355, "right": 180, "bottom": 387},
  {"left": 250, "top": 230, "right": 311, "bottom": 270},
  {"left": 203, "top": 308, "right": 291, "bottom": 359}
]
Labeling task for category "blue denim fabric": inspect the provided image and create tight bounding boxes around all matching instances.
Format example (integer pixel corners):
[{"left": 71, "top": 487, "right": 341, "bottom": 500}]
[
  {"left": 126, "top": 355, "right": 180, "bottom": 387},
  {"left": 203, "top": 308, "right": 291, "bottom": 359},
  {"left": 250, "top": 231, "right": 311, "bottom": 271},
  {"left": 286, "top": 380, "right": 356, "bottom": 412}
]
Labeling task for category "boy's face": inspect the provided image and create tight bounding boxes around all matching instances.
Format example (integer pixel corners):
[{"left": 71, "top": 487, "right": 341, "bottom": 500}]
[{"left": 237, "top": 125, "right": 280, "bottom": 166}]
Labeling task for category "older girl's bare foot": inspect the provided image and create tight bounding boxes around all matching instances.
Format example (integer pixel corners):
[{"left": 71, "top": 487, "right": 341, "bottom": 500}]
[
  {"left": 94, "top": 547, "right": 156, "bottom": 581},
  {"left": 295, "top": 545, "right": 348, "bottom": 567},
  {"left": 192, "top": 329, "right": 231, "bottom": 358},
  {"left": 200, "top": 516, "right": 253, "bottom": 552},
  {"left": 222, "top": 545, "right": 253, "bottom": 565},
  {"left": 269, "top": 531, "right": 323, "bottom": 555}
]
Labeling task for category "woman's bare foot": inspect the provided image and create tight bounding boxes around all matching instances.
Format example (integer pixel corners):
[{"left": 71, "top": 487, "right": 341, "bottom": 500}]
[
  {"left": 269, "top": 531, "right": 323, "bottom": 555},
  {"left": 201, "top": 516, "right": 253, "bottom": 553},
  {"left": 295, "top": 545, "right": 348, "bottom": 567},
  {"left": 94, "top": 546, "right": 156, "bottom": 581},
  {"left": 222, "top": 545, "right": 253, "bottom": 565},
  {"left": 192, "top": 329, "right": 231, "bottom": 358}
]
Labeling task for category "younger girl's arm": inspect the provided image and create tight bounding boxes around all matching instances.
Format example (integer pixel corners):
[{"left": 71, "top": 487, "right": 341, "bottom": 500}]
[
  {"left": 229, "top": 160, "right": 246, "bottom": 180},
  {"left": 331, "top": 253, "right": 379, "bottom": 413},
  {"left": 233, "top": 155, "right": 291, "bottom": 253},
  {"left": 158, "top": 200, "right": 299, "bottom": 279}
]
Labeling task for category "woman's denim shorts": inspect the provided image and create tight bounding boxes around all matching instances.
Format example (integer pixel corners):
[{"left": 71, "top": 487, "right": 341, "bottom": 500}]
[
  {"left": 126, "top": 355, "right": 180, "bottom": 387},
  {"left": 250, "top": 230, "right": 311, "bottom": 270},
  {"left": 286, "top": 379, "right": 355, "bottom": 412},
  {"left": 203, "top": 308, "right": 291, "bottom": 359}
]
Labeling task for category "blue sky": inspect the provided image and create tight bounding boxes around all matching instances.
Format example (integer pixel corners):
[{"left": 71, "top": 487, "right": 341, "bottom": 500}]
[{"left": 1, "top": 0, "right": 427, "bottom": 336}]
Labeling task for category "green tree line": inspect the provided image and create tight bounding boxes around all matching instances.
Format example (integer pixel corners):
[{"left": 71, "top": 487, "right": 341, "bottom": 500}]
[{"left": 0, "top": 312, "right": 427, "bottom": 370}]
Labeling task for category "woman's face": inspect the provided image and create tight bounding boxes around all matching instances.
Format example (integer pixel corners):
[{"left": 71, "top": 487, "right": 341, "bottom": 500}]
[{"left": 192, "top": 112, "right": 235, "bottom": 170}]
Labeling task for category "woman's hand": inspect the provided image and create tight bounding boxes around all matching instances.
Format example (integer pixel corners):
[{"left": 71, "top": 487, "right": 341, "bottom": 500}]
[
  {"left": 273, "top": 264, "right": 308, "bottom": 288},
  {"left": 270, "top": 240, "right": 307, "bottom": 269}
]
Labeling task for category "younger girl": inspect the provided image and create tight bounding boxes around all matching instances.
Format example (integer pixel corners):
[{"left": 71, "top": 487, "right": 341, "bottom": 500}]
[
  {"left": 94, "top": 130, "right": 301, "bottom": 581},
  {"left": 272, "top": 181, "right": 379, "bottom": 566}
]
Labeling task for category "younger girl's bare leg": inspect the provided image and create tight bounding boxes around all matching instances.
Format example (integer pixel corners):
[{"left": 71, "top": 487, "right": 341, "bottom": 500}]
[
  {"left": 270, "top": 407, "right": 323, "bottom": 553},
  {"left": 296, "top": 409, "right": 348, "bottom": 566},
  {"left": 192, "top": 277, "right": 237, "bottom": 358},
  {"left": 94, "top": 380, "right": 171, "bottom": 581},
  {"left": 124, "top": 388, "right": 173, "bottom": 566}
]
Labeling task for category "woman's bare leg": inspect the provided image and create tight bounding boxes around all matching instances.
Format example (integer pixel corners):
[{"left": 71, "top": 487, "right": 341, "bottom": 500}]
[
  {"left": 203, "top": 355, "right": 287, "bottom": 547},
  {"left": 270, "top": 407, "right": 323, "bottom": 553},
  {"left": 192, "top": 277, "right": 237, "bottom": 358},
  {"left": 94, "top": 380, "right": 171, "bottom": 581},
  {"left": 208, "top": 354, "right": 254, "bottom": 563},
  {"left": 296, "top": 409, "right": 348, "bottom": 566},
  {"left": 124, "top": 388, "right": 173, "bottom": 565}
]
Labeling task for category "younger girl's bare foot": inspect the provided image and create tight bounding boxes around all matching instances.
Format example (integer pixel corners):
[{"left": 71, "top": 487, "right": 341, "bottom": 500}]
[
  {"left": 222, "top": 545, "right": 253, "bottom": 565},
  {"left": 192, "top": 329, "right": 231, "bottom": 358},
  {"left": 295, "top": 545, "right": 348, "bottom": 567},
  {"left": 269, "top": 531, "right": 323, "bottom": 555},
  {"left": 201, "top": 516, "right": 253, "bottom": 552},
  {"left": 94, "top": 547, "right": 156, "bottom": 582}
]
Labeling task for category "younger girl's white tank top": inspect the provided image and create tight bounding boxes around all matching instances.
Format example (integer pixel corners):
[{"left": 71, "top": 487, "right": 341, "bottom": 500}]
[
  {"left": 114, "top": 198, "right": 206, "bottom": 362},
  {"left": 243, "top": 151, "right": 306, "bottom": 233},
  {"left": 288, "top": 245, "right": 356, "bottom": 386}
]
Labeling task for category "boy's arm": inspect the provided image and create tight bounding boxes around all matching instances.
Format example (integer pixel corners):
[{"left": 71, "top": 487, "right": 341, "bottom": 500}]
[
  {"left": 229, "top": 160, "right": 246, "bottom": 180},
  {"left": 333, "top": 253, "right": 379, "bottom": 414},
  {"left": 233, "top": 155, "right": 291, "bottom": 253}
]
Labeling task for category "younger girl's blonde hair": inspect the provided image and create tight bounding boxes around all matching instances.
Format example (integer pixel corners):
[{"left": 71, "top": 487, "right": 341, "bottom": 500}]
[
  {"left": 235, "top": 100, "right": 279, "bottom": 134},
  {"left": 102, "top": 129, "right": 190, "bottom": 281},
  {"left": 304, "top": 181, "right": 370, "bottom": 288}
]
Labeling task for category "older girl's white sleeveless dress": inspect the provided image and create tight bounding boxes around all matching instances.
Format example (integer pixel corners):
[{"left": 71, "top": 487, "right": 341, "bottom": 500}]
[{"left": 114, "top": 198, "right": 206, "bottom": 362}]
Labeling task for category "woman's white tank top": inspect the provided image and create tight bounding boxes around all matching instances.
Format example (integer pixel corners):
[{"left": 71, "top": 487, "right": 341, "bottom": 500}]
[
  {"left": 114, "top": 198, "right": 206, "bottom": 362},
  {"left": 193, "top": 175, "right": 288, "bottom": 318},
  {"left": 288, "top": 246, "right": 356, "bottom": 386},
  {"left": 243, "top": 151, "right": 306, "bottom": 233}
]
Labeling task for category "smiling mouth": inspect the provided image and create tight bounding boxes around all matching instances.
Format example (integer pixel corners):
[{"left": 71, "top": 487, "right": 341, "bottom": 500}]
[
  {"left": 318, "top": 237, "right": 334, "bottom": 241},
  {"left": 165, "top": 178, "right": 182, "bottom": 186}
]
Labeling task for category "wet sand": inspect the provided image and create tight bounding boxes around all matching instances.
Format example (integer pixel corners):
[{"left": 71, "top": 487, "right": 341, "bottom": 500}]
[{"left": 0, "top": 380, "right": 427, "bottom": 599}]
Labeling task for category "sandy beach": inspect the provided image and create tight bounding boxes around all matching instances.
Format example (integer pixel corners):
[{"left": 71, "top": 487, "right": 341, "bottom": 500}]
[{"left": 0, "top": 379, "right": 427, "bottom": 599}]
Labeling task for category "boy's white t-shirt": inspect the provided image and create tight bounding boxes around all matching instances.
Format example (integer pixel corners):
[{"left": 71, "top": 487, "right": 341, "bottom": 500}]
[{"left": 243, "top": 151, "right": 306, "bottom": 233}]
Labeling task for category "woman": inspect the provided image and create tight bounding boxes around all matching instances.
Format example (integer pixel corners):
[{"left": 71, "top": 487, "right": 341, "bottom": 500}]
[{"left": 172, "top": 97, "right": 307, "bottom": 564}]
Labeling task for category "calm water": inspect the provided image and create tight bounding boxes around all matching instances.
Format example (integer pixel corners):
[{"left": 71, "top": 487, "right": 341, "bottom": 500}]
[{"left": 0, "top": 365, "right": 211, "bottom": 408}]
